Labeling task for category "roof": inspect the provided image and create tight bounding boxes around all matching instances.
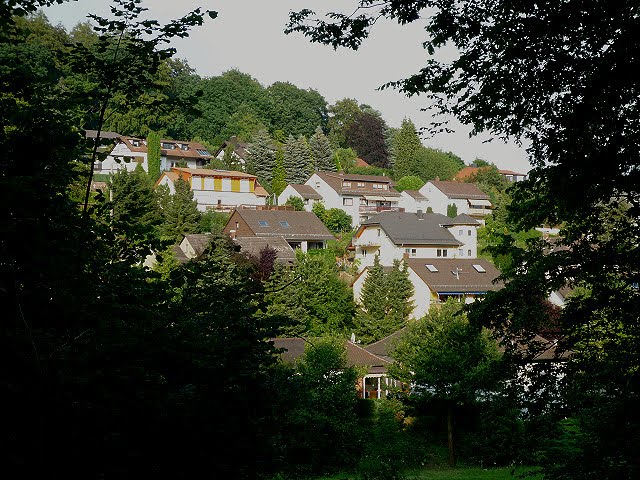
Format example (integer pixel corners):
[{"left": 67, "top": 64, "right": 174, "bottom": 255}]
[
  {"left": 442, "top": 214, "right": 481, "bottom": 226},
  {"left": 183, "top": 234, "right": 212, "bottom": 257},
  {"left": 234, "top": 236, "right": 296, "bottom": 265},
  {"left": 402, "top": 190, "right": 428, "bottom": 200},
  {"left": 428, "top": 180, "right": 491, "bottom": 200},
  {"left": 170, "top": 244, "right": 190, "bottom": 264},
  {"left": 499, "top": 169, "right": 527, "bottom": 176},
  {"left": 231, "top": 209, "right": 335, "bottom": 240},
  {"left": 363, "top": 328, "right": 408, "bottom": 363},
  {"left": 359, "top": 211, "right": 462, "bottom": 247},
  {"left": 290, "top": 184, "right": 323, "bottom": 200},
  {"left": 498, "top": 334, "right": 570, "bottom": 363},
  {"left": 85, "top": 129, "right": 121, "bottom": 139},
  {"left": 215, "top": 136, "right": 250, "bottom": 159},
  {"left": 313, "top": 171, "right": 401, "bottom": 197},
  {"left": 117, "top": 136, "right": 212, "bottom": 159},
  {"left": 254, "top": 184, "right": 269, "bottom": 197},
  {"left": 170, "top": 167, "right": 257, "bottom": 180},
  {"left": 355, "top": 158, "right": 370, "bottom": 167},
  {"left": 406, "top": 258, "right": 503, "bottom": 294},
  {"left": 271, "top": 337, "right": 390, "bottom": 374}
]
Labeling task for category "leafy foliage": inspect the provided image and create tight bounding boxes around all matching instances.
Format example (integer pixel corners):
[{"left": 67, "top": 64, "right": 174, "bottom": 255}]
[
  {"left": 346, "top": 111, "right": 390, "bottom": 168},
  {"left": 146, "top": 131, "right": 161, "bottom": 181},
  {"left": 159, "top": 177, "right": 201, "bottom": 243},
  {"left": 395, "top": 175, "right": 425, "bottom": 192},
  {"left": 283, "top": 134, "right": 313, "bottom": 184},
  {"left": 285, "top": 195, "right": 305, "bottom": 211},
  {"left": 309, "top": 125, "right": 336, "bottom": 172},
  {"left": 271, "top": 146, "right": 287, "bottom": 196},
  {"left": 246, "top": 128, "right": 275, "bottom": 185},
  {"left": 393, "top": 118, "right": 422, "bottom": 179}
]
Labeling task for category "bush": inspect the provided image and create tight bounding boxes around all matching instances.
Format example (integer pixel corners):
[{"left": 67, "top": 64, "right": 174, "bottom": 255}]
[{"left": 284, "top": 195, "right": 305, "bottom": 211}]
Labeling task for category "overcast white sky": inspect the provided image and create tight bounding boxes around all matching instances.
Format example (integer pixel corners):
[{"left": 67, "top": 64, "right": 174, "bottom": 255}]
[{"left": 43, "top": 0, "right": 531, "bottom": 173}]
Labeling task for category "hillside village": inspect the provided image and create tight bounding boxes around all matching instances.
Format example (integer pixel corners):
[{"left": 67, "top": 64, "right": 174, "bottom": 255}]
[{"left": 5, "top": 5, "right": 635, "bottom": 480}]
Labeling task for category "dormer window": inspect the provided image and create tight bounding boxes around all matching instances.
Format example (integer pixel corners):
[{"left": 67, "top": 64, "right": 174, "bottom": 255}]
[
  {"left": 343, "top": 181, "right": 352, "bottom": 188},
  {"left": 180, "top": 143, "right": 189, "bottom": 151},
  {"left": 131, "top": 139, "right": 140, "bottom": 147},
  {"left": 162, "top": 142, "right": 175, "bottom": 150}
]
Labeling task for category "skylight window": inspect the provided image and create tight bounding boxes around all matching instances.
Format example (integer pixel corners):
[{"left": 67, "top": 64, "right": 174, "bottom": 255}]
[
  {"left": 426, "top": 264, "right": 438, "bottom": 272},
  {"left": 472, "top": 264, "right": 486, "bottom": 273},
  {"left": 279, "top": 221, "right": 290, "bottom": 228},
  {"left": 258, "top": 220, "right": 269, "bottom": 227},
  {"left": 196, "top": 148, "right": 210, "bottom": 156}
]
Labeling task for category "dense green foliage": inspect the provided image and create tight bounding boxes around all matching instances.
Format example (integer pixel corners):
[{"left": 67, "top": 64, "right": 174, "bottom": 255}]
[
  {"left": 309, "top": 125, "right": 336, "bottom": 172},
  {"left": 395, "top": 175, "right": 425, "bottom": 192},
  {"left": 284, "top": 195, "right": 305, "bottom": 211},
  {"left": 393, "top": 118, "right": 422, "bottom": 179},
  {"left": 146, "top": 131, "right": 161, "bottom": 181},
  {"left": 159, "top": 177, "right": 200, "bottom": 242}
]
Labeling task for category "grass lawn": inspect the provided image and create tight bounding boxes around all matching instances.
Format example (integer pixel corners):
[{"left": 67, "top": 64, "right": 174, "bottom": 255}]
[{"left": 312, "top": 466, "right": 542, "bottom": 480}]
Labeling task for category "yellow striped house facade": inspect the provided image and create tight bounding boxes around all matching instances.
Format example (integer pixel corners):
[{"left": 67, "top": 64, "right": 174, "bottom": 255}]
[{"left": 156, "top": 167, "right": 267, "bottom": 212}]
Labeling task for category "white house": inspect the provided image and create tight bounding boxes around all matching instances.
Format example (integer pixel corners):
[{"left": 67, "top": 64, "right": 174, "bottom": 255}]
[
  {"left": 213, "top": 136, "right": 249, "bottom": 167},
  {"left": 352, "top": 258, "right": 502, "bottom": 320},
  {"left": 351, "top": 211, "right": 481, "bottom": 269},
  {"left": 96, "top": 136, "right": 212, "bottom": 174},
  {"left": 419, "top": 180, "right": 492, "bottom": 223},
  {"left": 304, "top": 172, "right": 403, "bottom": 226},
  {"left": 277, "top": 184, "right": 324, "bottom": 211},
  {"left": 398, "top": 189, "right": 430, "bottom": 213},
  {"left": 499, "top": 169, "right": 528, "bottom": 182},
  {"left": 155, "top": 167, "right": 267, "bottom": 212}
]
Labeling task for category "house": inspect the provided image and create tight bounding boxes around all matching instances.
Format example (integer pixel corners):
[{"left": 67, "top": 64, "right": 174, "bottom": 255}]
[
  {"left": 156, "top": 167, "right": 267, "bottom": 212},
  {"left": 179, "top": 234, "right": 212, "bottom": 259},
  {"left": 304, "top": 172, "right": 403, "bottom": 226},
  {"left": 419, "top": 180, "right": 492, "bottom": 222},
  {"left": 233, "top": 236, "right": 296, "bottom": 266},
  {"left": 223, "top": 208, "right": 335, "bottom": 252},
  {"left": 96, "top": 136, "right": 212, "bottom": 174},
  {"left": 271, "top": 337, "right": 394, "bottom": 399},
  {"left": 352, "top": 258, "right": 502, "bottom": 320},
  {"left": 277, "top": 184, "right": 324, "bottom": 211},
  {"left": 498, "top": 169, "right": 528, "bottom": 182},
  {"left": 214, "top": 136, "right": 249, "bottom": 167},
  {"left": 351, "top": 210, "right": 481, "bottom": 269},
  {"left": 398, "top": 189, "right": 430, "bottom": 213}
]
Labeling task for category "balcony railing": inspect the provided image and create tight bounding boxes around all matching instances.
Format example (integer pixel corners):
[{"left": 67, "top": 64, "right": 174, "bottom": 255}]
[
  {"left": 359, "top": 206, "right": 405, "bottom": 213},
  {"left": 468, "top": 207, "right": 491, "bottom": 216}
]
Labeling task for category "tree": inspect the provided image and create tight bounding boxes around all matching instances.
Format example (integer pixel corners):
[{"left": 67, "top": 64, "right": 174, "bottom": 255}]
[
  {"left": 309, "top": 126, "right": 336, "bottom": 172},
  {"left": 146, "top": 131, "right": 161, "bottom": 182},
  {"left": 334, "top": 147, "right": 358, "bottom": 172},
  {"left": 266, "top": 81, "right": 328, "bottom": 138},
  {"left": 246, "top": 128, "right": 276, "bottom": 185},
  {"left": 345, "top": 111, "right": 389, "bottom": 168},
  {"left": 159, "top": 177, "right": 201, "bottom": 243},
  {"left": 392, "top": 118, "right": 422, "bottom": 179},
  {"left": 390, "top": 300, "right": 500, "bottom": 467},
  {"left": 283, "top": 134, "right": 313, "bottom": 184},
  {"left": 323, "top": 208, "right": 353, "bottom": 235},
  {"left": 355, "top": 257, "right": 414, "bottom": 343},
  {"left": 446, "top": 203, "right": 458, "bottom": 218},
  {"left": 395, "top": 175, "right": 424, "bottom": 192},
  {"left": 285, "top": 196, "right": 305, "bottom": 211},
  {"left": 414, "top": 147, "right": 464, "bottom": 181},
  {"left": 263, "top": 250, "right": 355, "bottom": 337},
  {"left": 271, "top": 147, "right": 287, "bottom": 196},
  {"left": 327, "top": 98, "right": 363, "bottom": 147}
]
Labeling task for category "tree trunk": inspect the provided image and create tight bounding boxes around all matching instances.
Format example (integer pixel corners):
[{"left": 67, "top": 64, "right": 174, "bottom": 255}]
[{"left": 447, "top": 403, "right": 456, "bottom": 467}]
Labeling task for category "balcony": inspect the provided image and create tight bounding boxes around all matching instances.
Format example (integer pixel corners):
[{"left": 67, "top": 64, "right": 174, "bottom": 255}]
[
  {"left": 359, "top": 206, "right": 405, "bottom": 213},
  {"left": 468, "top": 207, "right": 491, "bottom": 216}
]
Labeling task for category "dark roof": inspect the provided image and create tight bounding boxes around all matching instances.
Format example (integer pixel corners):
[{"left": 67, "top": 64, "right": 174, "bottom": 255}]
[
  {"left": 428, "top": 180, "right": 491, "bottom": 200},
  {"left": 234, "top": 236, "right": 296, "bottom": 265},
  {"left": 364, "top": 328, "right": 408, "bottom": 363},
  {"left": 360, "top": 212, "right": 462, "bottom": 246},
  {"left": 290, "top": 184, "right": 323, "bottom": 200},
  {"left": 270, "top": 337, "right": 390, "bottom": 374},
  {"left": 402, "top": 190, "right": 427, "bottom": 200},
  {"left": 85, "top": 129, "right": 121, "bottom": 139},
  {"left": 406, "top": 258, "right": 503, "bottom": 293},
  {"left": 498, "top": 334, "right": 571, "bottom": 362},
  {"left": 314, "top": 172, "right": 401, "bottom": 197},
  {"left": 442, "top": 214, "right": 481, "bottom": 226},
  {"left": 170, "top": 244, "right": 190, "bottom": 264},
  {"left": 183, "top": 234, "right": 212, "bottom": 257},
  {"left": 215, "top": 136, "right": 250, "bottom": 159},
  {"left": 117, "top": 137, "right": 212, "bottom": 159},
  {"left": 232, "top": 209, "right": 335, "bottom": 241}
]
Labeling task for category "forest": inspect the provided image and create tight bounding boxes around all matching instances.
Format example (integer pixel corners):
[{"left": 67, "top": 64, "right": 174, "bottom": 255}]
[{"left": 2, "top": 1, "right": 638, "bottom": 479}]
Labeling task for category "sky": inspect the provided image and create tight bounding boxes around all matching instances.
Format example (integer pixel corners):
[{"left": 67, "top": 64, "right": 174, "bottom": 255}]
[{"left": 43, "top": 0, "right": 531, "bottom": 173}]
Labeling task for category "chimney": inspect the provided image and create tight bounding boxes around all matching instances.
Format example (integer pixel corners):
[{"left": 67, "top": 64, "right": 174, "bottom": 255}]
[
  {"left": 417, "top": 209, "right": 424, "bottom": 220},
  {"left": 435, "top": 176, "right": 440, "bottom": 181}
]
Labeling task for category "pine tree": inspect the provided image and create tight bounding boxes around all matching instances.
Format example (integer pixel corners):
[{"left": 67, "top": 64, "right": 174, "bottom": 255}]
[
  {"left": 284, "top": 134, "right": 313, "bottom": 183},
  {"left": 309, "top": 126, "right": 335, "bottom": 172},
  {"left": 385, "top": 259, "right": 415, "bottom": 331},
  {"left": 271, "top": 147, "right": 287, "bottom": 196},
  {"left": 354, "top": 255, "right": 388, "bottom": 343},
  {"left": 146, "top": 131, "right": 161, "bottom": 182},
  {"left": 246, "top": 128, "right": 275, "bottom": 185},
  {"left": 392, "top": 118, "right": 422, "bottom": 179},
  {"left": 160, "top": 177, "right": 201, "bottom": 243}
]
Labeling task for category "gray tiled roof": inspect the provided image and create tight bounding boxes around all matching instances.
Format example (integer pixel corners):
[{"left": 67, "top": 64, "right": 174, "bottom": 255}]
[
  {"left": 234, "top": 236, "right": 296, "bottom": 265},
  {"left": 442, "top": 214, "right": 481, "bottom": 226},
  {"left": 361, "top": 212, "right": 462, "bottom": 246},
  {"left": 183, "top": 234, "right": 212, "bottom": 257},
  {"left": 406, "top": 258, "right": 502, "bottom": 293},
  {"left": 235, "top": 209, "right": 335, "bottom": 240},
  {"left": 429, "top": 180, "right": 491, "bottom": 200},
  {"left": 290, "top": 184, "right": 323, "bottom": 200},
  {"left": 314, "top": 171, "right": 401, "bottom": 197}
]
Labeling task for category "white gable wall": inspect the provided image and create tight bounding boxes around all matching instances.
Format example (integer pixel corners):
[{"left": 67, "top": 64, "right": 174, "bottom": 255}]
[{"left": 446, "top": 226, "right": 478, "bottom": 258}]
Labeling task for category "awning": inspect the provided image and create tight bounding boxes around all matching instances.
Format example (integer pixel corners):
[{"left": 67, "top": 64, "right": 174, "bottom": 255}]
[
  {"left": 468, "top": 199, "right": 492, "bottom": 207},
  {"left": 364, "top": 195, "right": 387, "bottom": 202}
]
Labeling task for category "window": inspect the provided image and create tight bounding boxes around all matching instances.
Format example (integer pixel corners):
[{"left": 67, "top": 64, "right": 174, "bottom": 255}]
[
  {"left": 162, "top": 142, "right": 175, "bottom": 149},
  {"left": 279, "top": 221, "right": 290, "bottom": 228},
  {"left": 426, "top": 264, "right": 438, "bottom": 272},
  {"left": 362, "top": 249, "right": 367, "bottom": 257},
  {"left": 343, "top": 198, "right": 353, "bottom": 206},
  {"left": 258, "top": 220, "right": 269, "bottom": 227},
  {"left": 468, "top": 249, "right": 472, "bottom": 256},
  {"left": 459, "top": 229, "right": 463, "bottom": 236},
  {"left": 304, "top": 199, "right": 309, "bottom": 204},
  {"left": 196, "top": 148, "right": 210, "bottom": 156},
  {"left": 382, "top": 184, "right": 388, "bottom": 190},
  {"left": 437, "top": 249, "right": 448, "bottom": 257},
  {"left": 437, "top": 249, "right": 442, "bottom": 257},
  {"left": 235, "top": 222, "right": 239, "bottom": 229},
  {"left": 180, "top": 143, "right": 189, "bottom": 151},
  {"left": 443, "top": 249, "right": 447, "bottom": 257},
  {"left": 343, "top": 181, "right": 352, "bottom": 188},
  {"left": 468, "top": 229, "right": 472, "bottom": 236},
  {"left": 131, "top": 139, "right": 140, "bottom": 147},
  {"left": 405, "top": 248, "right": 417, "bottom": 257},
  {"left": 377, "top": 229, "right": 381, "bottom": 237},
  {"left": 473, "top": 264, "right": 486, "bottom": 273},
  {"left": 459, "top": 249, "right": 464, "bottom": 256},
  {"left": 373, "top": 184, "right": 381, "bottom": 189},
  {"left": 360, "top": 197, "right": 367, "bottom": 205},
  {"left": 316, "top": 182, "right": 321, "bottom": 189},
  {"left": 357, "top": 182, "right": 365, "bottom": 188}
]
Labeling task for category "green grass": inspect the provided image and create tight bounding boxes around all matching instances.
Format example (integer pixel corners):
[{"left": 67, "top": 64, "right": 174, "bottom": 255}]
[{"left": 310, "top": 466, "right": 542, "bottom": 480}]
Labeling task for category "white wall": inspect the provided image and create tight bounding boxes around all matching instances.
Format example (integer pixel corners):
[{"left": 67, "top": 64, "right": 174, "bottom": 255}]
[
  {"left": 277, "top": 185, "right": 317, "bottom": 212},
  {"left": 399, "top": 191, "right": 430, "bottom": 213},
  {"left": 446, "top": 225, "right": 478, "bottom": 258},
  {"left": 98, "top": 143, "right": 147, "bottom": 173},
  {"left": 419, "top": 182, "right": 468, "bottom": 216},
  {"left": 192, "top": 190, "right": 265, "bottom": 212}
]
